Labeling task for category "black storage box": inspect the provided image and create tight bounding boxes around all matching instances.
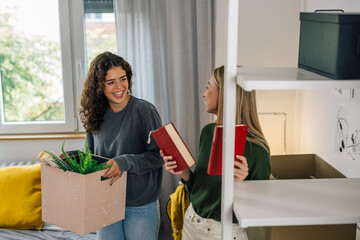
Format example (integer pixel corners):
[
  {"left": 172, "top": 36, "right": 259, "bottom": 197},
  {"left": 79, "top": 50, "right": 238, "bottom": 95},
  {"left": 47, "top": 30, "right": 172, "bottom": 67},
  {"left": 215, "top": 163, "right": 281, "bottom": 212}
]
[{"left": 298, "top": 12, "right": 360, "bottom": 79}]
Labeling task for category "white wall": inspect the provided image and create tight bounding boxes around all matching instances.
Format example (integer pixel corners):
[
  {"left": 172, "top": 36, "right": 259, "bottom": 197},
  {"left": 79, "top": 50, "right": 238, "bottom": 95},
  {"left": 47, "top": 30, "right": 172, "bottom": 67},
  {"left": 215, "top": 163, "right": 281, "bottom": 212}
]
[
  {"left": 256, "top": 90, "right": 302, "bottom": 155},
  {"left": 0, "top": 138, "right": 84, "bottom": 164},
  {"left": 300, "top": 89, "right": 360, "bottom": 177},
  {"left": 215, "top": 0, "right": 301, "bottom": 68}
]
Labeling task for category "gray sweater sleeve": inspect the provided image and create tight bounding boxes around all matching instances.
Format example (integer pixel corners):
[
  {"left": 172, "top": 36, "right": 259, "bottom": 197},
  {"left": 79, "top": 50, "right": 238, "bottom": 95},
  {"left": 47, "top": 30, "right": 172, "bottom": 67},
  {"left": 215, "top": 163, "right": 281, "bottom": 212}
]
[{"left": 114, "top": 107, "right": 163, "bottom": 175}]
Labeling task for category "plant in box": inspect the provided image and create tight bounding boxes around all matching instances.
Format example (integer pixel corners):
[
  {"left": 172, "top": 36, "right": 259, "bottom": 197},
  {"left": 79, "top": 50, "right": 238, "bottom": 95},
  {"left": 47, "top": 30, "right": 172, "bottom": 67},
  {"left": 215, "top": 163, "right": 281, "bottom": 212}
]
[
  {"left": 40, "top": 140, "right": 127, "bottom": 235},
  {"left": 37, "top": 140, "right": 111, "bottom": 174}
]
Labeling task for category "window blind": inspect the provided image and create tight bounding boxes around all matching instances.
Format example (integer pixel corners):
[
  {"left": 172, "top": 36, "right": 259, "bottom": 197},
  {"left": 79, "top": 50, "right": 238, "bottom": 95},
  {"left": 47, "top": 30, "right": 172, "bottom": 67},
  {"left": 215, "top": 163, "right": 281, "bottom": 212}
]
[{"left": 84, "top": 0, "right": 113, "bottom": 13}]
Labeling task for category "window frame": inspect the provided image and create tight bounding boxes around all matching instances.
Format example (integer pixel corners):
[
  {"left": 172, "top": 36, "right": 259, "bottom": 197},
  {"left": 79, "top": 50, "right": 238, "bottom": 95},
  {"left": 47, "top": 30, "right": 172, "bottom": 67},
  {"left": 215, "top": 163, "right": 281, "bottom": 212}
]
[{"left": 0, "top": 0, "right": 86, "bottom": 134}]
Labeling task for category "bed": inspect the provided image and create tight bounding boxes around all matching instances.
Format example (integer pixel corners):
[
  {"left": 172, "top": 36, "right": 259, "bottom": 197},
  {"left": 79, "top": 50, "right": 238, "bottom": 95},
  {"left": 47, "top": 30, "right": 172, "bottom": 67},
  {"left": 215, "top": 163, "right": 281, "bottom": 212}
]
[
  {"left": 0, "top": 161, "right": 97, "bottom": 240},
  {"left": 0, "top": 224, "right": 96, "bottom": 240}
]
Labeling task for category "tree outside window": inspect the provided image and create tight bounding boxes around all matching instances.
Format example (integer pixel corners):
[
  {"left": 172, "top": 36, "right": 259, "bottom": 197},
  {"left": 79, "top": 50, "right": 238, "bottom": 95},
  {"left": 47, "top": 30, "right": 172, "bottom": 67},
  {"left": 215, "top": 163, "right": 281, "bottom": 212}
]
[{"left": 0, "top": 1, "right": 64, "bottom": 123}]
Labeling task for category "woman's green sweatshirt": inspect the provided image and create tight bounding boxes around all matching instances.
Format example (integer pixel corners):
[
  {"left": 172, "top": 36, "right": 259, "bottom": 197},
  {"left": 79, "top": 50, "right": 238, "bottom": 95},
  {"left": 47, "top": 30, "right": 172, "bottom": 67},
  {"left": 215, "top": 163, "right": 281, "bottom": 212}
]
[{"left": 184, "top": 123, "right": 271, "bottom": 223}]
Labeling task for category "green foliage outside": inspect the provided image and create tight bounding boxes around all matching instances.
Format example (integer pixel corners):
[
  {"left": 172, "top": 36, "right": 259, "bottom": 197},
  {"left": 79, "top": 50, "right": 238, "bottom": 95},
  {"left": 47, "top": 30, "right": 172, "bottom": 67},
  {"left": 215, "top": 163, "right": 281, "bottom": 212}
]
[
  {"left": 44, "top": 139, "right": 111, "bottom": 175},
  {"left": 0, "top": 9, "right": 64, "bottom": 122},
  {"left": 0, "top": 9, "right": 117, "bottom": 123},
  {"left": 85, "top": 25, "right": 117, "bottom": 70}
]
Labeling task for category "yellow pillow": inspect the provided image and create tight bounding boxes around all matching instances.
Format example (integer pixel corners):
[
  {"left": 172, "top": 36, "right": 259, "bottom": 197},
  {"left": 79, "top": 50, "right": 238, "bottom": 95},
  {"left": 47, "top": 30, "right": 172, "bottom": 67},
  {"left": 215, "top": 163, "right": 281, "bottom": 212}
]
[{"left": 0, "top": 163, "right": 43, "bottom": 229}]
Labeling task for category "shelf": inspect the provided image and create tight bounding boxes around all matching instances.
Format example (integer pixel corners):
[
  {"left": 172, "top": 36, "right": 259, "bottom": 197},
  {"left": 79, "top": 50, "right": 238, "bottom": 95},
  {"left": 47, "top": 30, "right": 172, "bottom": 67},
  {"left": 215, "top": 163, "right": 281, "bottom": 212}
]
[
  {"left": 233, "top": 178, "right": 360, "bottom": 228},
  {"left": 237, "top": 67, "right": 360, "bottom": 91}
]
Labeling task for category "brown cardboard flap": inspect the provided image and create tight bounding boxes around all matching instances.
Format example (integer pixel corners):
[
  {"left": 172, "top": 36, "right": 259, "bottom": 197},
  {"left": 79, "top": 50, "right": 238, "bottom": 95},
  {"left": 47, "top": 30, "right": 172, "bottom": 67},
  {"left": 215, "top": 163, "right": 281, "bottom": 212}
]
[
  {"left": 270, "top": 154, "right": 345, "bottom": 179},
  {"left": 248, "top": 224, "right": 357, "bottom": 240},
  {"left": 314, "top": 155, "right": 345, "bottom": 178},
  {"left": 270, "top": 224, "right": 357, "bottom": 240},
  {"left": 270, "top": 154, "right": 315, "bottom": 179}
]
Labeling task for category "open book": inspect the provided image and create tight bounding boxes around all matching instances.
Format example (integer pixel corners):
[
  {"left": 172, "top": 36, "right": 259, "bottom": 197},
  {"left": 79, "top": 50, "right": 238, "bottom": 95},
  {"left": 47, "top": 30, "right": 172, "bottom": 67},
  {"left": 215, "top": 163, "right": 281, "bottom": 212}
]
[
  {"left": 207, "top": 124, "right": 248, "bottom": 176},
  {"left": 151, "top": 122, "right": 196, "bottom": 172}
]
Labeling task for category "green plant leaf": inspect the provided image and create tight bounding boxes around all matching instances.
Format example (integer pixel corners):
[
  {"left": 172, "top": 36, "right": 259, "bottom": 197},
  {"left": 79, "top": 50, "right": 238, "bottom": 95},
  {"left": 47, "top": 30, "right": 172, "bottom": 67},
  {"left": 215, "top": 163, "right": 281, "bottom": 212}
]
[
  {"left": 44, "top": 139, "right": 112, "bottom": 175},
  {"left": 43, "top": 150, "right": 72, "bottom": 172},
  {"left": 61, "top": 140, "right": 81, "bottom": 173}
]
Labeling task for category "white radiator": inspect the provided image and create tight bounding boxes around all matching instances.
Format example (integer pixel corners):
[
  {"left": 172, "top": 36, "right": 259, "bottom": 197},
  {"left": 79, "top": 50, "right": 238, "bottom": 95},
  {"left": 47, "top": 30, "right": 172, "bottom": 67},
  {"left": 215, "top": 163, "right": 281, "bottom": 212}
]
[{"left": 0, "top": 161, "right": 38, "bottom": 168}]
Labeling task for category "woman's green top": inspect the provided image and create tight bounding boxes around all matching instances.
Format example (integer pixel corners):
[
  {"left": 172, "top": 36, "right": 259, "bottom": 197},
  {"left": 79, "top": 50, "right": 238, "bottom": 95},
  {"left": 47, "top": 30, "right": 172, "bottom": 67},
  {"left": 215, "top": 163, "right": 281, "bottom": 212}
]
[{"left": 184, "top": 123, "right": 271, "bottom": 223}]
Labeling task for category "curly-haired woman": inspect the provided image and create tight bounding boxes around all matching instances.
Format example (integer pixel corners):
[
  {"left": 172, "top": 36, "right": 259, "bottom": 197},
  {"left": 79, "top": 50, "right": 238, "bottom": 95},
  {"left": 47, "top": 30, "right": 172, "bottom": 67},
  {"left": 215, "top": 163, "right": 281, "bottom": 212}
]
[{"left": 79, "top": 52, "right": 163, "bottom": 240}]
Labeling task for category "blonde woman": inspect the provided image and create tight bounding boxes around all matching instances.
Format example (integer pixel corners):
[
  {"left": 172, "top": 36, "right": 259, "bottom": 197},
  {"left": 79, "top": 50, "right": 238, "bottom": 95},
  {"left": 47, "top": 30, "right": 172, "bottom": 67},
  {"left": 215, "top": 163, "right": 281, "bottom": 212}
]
[{"left": 161, "top": 66, "right": 271, "bottom": 240}]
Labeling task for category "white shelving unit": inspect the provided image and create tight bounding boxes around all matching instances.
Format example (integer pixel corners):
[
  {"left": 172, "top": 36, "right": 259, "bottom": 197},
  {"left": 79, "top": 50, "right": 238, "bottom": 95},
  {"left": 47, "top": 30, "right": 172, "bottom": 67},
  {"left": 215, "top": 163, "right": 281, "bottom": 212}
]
[
  {"left": 221, "top": 1, "right": 360, "bottom": 239},
  {"left": 223, "top": 67, "right": 360, "bottom": 237},
  {"left": 233, "top": 178, "right": 360, "bottom": 228},
  {"left": 237, "top": 67, "right": 360, "bottom": 91}
]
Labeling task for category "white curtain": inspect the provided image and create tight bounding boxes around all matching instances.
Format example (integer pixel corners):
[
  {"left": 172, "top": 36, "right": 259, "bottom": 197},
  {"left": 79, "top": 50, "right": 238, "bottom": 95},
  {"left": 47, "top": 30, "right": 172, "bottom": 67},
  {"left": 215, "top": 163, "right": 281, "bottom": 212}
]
[{"left": 114, "top": 1, "right": 214, "bottom": 239}]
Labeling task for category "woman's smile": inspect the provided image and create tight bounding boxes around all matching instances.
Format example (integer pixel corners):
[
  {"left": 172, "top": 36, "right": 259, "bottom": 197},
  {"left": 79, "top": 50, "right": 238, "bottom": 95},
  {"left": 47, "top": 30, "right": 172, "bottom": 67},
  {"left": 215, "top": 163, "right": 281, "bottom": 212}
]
[{"left": 104, "top": 66, "right": 130, "bottom": 112}]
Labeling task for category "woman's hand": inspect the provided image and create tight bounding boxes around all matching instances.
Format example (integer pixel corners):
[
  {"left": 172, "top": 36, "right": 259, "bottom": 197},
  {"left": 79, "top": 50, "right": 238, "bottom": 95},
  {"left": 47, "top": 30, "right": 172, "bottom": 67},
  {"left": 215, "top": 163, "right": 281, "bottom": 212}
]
[
  {"left": 160, "top": 150, "right": 190, "bottom": 181},
  {"left": 234, "top": 155, "right": 248, "bottom": 182},
  {"left": 102, "top": 159, "right": 121, "bottom": 186}
]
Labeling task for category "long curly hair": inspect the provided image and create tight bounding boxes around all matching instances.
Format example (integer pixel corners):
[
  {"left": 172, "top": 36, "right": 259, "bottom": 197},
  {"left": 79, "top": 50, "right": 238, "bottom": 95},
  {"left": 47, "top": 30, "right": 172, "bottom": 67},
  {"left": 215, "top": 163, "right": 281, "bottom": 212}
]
[
  {"left": 213, "top": 66, "right": 269, "bottom": 153},
  {"left": 79, "top": 52, "right": 133, "bottom": 133}
]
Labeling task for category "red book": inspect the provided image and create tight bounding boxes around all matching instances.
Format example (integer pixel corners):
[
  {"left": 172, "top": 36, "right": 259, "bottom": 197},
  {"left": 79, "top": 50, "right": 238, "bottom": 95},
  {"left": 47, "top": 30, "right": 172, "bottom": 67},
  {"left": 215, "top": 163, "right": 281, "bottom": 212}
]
[
  {"left": 151, "top": 122, "right": 196, "bottom": 172},
  {"left": 207, "top": 124, "right": 248, "bottom": 176}
]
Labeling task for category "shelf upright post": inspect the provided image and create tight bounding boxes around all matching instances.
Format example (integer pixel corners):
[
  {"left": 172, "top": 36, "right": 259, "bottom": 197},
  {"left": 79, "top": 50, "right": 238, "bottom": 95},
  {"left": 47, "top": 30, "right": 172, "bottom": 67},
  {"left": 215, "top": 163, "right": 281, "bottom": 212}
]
[{"left": 222, "top": 0, "right": 239, "bottom": 239}]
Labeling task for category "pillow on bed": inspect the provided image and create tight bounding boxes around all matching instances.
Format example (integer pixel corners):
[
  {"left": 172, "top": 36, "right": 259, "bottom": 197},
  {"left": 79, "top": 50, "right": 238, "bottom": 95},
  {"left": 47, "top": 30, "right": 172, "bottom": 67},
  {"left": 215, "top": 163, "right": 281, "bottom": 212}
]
[{"left": 0, "top": 163, "right": 43, "bottom": 230}]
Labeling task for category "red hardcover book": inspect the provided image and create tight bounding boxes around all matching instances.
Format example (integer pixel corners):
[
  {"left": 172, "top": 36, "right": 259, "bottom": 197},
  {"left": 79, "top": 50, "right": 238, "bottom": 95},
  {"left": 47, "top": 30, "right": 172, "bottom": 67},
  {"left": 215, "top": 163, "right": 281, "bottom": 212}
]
[
  {"left": 151, "top": 122, "right": 196, "bottom": 172},
  {"left": 207, "top": 124, "right": 248, "bottom": 176}
]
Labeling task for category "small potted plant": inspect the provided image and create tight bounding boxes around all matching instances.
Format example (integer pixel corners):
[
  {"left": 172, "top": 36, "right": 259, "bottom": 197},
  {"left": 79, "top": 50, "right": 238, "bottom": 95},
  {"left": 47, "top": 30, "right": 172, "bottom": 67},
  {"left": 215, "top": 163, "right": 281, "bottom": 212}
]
[{"left": 37, "top": 140, "right": 111, "bottom": 174}]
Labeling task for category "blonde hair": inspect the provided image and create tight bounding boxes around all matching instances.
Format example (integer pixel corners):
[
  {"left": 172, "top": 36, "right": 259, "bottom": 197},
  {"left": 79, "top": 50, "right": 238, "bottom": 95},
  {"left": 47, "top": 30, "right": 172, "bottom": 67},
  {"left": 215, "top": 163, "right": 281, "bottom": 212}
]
[{"left": 213, "top": 66, "right": 269, "bottom": 153}]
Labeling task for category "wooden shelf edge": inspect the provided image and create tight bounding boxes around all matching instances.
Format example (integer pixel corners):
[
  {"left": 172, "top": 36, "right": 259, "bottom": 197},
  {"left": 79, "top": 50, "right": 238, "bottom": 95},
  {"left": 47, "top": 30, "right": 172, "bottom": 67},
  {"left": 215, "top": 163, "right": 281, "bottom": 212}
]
[{"left": 0, "top": 133, "right": 86, "bottom": 141}]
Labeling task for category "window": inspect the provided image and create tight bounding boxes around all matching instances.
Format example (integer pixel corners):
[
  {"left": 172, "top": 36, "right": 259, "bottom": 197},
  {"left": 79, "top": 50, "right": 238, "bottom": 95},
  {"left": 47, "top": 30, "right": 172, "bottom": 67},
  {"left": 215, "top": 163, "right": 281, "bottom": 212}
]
[
  {"left": 0, "top": 0, "right": 117, "bottom": 134},
  {"left": 0, "top": 0, "right": 76, "bottom": 134},
  {"left": 84, "top": 0, "right": 117, "bottom": 69}
]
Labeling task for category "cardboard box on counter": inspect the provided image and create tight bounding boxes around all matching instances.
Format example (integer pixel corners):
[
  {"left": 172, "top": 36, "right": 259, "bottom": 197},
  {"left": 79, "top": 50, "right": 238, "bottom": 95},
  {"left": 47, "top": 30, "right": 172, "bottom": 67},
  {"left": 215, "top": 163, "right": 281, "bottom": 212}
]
[
  {"left": 247, "top": 154, "right": 357, "bottom": 240},
  {"left": 41, "top": 164, "right": 127, "bottom": 235},
  {"left": 270, "top": 153, "right": 345, "bottom": 179}
]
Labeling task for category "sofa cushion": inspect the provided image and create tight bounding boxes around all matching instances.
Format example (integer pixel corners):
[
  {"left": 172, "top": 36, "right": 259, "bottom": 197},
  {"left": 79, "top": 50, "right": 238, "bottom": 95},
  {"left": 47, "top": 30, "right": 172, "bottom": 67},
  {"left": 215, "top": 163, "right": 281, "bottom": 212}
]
[{"left": 0, "top": 163, "right": 42, "bottom": 229}]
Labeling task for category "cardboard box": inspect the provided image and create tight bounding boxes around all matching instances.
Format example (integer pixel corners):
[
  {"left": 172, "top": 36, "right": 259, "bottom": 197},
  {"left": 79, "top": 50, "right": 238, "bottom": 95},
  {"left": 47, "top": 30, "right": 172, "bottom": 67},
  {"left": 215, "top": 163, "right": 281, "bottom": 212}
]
[
  {"left": 270, "top": 153, "right": 345, "bottom": 179},
  {"left": 247, "top": 154, "right": 357, "bottom": 240},
  {"left": 41, "top": 164, "right": 127, "bottom": 235}
]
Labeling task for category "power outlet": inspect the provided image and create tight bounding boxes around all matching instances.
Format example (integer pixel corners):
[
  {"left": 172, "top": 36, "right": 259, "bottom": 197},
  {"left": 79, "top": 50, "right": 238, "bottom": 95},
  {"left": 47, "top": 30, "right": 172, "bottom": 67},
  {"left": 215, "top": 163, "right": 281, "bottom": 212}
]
[{"left": 330, "top": 88, "right": 351, "bottom": 101}]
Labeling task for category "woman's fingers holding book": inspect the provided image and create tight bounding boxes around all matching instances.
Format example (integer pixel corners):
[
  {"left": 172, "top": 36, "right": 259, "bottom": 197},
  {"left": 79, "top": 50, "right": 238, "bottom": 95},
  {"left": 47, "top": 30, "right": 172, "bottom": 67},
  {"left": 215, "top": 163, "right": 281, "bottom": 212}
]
[
  {"left": 160, "top": 150, "right": 188, "bottom": 178},
  {"left": 234, "top": 164, "right": 248, "bottom": 181},
  {"left": 160, "top": 150, "right": 173, "bottom": 163},
  {"left": 234, "top": 156, "right": 249, "bottom": 181},
  {"left": 164, "top": 159, "right": 177, "bottom": 172},
  {"left": 235, "top": 155, "right": 248, "bottom": 167},
  {"left": 235, "top": 157, "right": 249, "bottom": 173},
  {"left": 234, "top": 169, "right": 248, "bottom": 181}
]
